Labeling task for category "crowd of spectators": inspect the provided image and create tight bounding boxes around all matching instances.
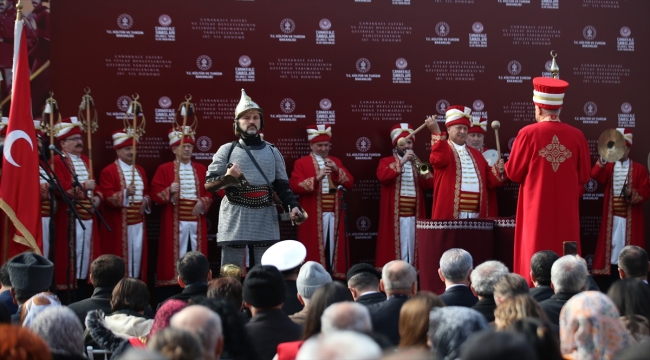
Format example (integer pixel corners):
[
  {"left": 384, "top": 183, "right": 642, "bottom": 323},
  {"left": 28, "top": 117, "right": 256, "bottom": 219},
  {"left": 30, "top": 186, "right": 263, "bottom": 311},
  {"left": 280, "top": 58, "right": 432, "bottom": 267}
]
[{"left": 1, "top": 243, "right": 649, "bottom": 359}]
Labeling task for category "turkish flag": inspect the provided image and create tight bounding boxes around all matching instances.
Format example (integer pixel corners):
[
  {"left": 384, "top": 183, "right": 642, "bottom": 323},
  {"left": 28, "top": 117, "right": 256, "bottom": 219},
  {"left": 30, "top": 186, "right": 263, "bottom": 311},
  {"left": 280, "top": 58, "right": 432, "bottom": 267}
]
[{"left": 0, "top": 17, "right": 42, "bottom": 261}]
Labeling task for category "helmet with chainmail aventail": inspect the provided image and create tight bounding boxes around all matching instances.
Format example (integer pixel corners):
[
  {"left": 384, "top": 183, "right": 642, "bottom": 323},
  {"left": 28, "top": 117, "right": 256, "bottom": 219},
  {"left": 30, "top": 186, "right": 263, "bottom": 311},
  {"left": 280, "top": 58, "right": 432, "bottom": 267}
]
[{"left": 233, "top": 89, "right": 264, "bottom": 135}]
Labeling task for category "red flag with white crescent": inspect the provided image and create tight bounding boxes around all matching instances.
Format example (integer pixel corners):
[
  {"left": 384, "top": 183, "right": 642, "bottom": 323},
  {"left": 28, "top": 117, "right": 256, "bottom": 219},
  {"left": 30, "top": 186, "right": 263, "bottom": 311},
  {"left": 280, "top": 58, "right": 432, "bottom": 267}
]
[{"left": 0, "top": 16, "right": 42, "bottom": 260}]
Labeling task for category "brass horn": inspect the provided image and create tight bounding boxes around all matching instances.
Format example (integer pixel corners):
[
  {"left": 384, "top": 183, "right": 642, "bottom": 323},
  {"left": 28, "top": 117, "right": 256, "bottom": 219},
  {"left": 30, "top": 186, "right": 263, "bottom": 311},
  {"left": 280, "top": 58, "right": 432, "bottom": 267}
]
[
  {"left": 597, "top": 129, "right": 625, "bottom": 162},
  {"left": 412, "top": 153, "right": 432, "bottom": 175}
]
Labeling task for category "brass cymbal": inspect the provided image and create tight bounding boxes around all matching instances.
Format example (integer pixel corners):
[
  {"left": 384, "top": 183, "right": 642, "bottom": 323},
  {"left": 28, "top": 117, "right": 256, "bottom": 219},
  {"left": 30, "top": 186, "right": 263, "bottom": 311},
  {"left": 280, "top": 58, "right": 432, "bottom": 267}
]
[{"left": 597, "top": 129, "right": 625, "bottom": 162}]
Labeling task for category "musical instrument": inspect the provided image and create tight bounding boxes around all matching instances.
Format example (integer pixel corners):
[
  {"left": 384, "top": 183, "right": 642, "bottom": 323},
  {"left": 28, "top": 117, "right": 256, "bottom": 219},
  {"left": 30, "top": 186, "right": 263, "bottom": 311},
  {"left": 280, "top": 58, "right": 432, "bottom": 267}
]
[
  {"left": 41, "top": 92, "right": 61, "bottom": 168},
  {"left": 597, "top": 129, "right": 625, "bottom": 162},
  {"left": 483, "top": 149, "right": 499, "bottom": 167},
  {"left": 122, "top": 94, "right": 146, "bottom": 204},
  {"left": 396, "top": 121, "right": 428, "bottom": 147},
  {"left": 412, "top": 153, "right": 432, "bottom": 175},
  {"left": 491, "top": 120, "right": 502, "bottom": 160},
  {"left": 172, "top": 95, "right": 197, "bottom": 204},
  {"left": 220, "top": 264, "right": 242, "bottom": 279},
  {"left": 79, "top": 88, "right": 99, "bottom": 198}
]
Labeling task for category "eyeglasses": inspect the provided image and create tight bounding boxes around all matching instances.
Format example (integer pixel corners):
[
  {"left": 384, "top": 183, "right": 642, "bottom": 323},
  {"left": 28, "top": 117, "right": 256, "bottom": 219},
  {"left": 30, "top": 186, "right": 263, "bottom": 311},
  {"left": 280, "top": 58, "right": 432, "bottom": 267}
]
[{"left": 65, "top": 137, "right": 83, "bottom": 142}]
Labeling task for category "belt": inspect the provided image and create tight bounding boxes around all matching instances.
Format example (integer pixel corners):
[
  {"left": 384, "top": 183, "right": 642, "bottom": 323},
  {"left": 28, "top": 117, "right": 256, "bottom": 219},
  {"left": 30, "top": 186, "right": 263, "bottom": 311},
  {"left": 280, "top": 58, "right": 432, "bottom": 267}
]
[
  {"left": 459, "top": 191, "right": 479, "bottom": 213},
  {"left": 126, "top": 202, "right": 144, "bottom": 225},
  {"left": 75, "top": 199, "right": 93, "bottom": 221},
  {"left": 225, "top": 185, "right": 274, "bottom": 209},
  {"left": 399, "top": 196, "right": 416, "bottom": 217},
  {"left": 322, "top": 193, "right": 335, "bottom": 212},
  {"left": 613, "top": 197, "right": 627, "bottom": 218},
  {"left": 179, "top": 199, "right": 199, "bottom": 222}
]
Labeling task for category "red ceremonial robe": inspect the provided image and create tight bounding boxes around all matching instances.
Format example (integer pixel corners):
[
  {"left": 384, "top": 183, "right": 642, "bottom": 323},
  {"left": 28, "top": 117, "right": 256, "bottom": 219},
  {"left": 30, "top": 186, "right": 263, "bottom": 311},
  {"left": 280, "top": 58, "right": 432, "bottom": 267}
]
[
  {"left": 428, "top": 134, "right": 505, "bottom": 219},
  {"left": 150, "top": 161, "right": 213, "bottom": 287},
  {"left": 375, "top": 154, "right": 433, "bottom": 270},
  {"left": 99, "top": 161, "right": 151, "bottom": 283},
  {"left": 53, "top": 154, "right": 103, "bottom": 290},
  {"left": 289, "top": 154, "right": 353, "bottom": 280},
  {"left": 591, "top": 159, "right": 650, "bottom": 275},
  {"left": 505, "top": 121, "right": 591, "bottom": 284}
]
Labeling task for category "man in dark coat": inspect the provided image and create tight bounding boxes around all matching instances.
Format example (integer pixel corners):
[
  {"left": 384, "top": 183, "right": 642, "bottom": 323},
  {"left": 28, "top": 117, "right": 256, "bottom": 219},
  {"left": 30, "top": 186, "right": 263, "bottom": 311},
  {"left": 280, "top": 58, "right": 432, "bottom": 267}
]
[
  {"left": 528, "top": 250, "right": 559, "bottom": 302},
  {"left": 469, "top": 260, "right": 508, "bottom": 322},
  {"left": 244, "top": 265, "right": 302, "bottom": 360},
  {"left": 347, "top": 263, "right": 386, "bottom": 306},
  {"left": 157, "top": 251, "right": 211, "bottom": 310},
  {"left": 367, "top": 260, "right": 417, "bottom": 345},
  {"left": 539, "top": 255, "right": 588, "bottom": 326},
  {"left": 68, "top": 255, "right": 125, "bottom": 327},
  {"left": 437, "top": 248, "right": 477, "bottom": 307}
]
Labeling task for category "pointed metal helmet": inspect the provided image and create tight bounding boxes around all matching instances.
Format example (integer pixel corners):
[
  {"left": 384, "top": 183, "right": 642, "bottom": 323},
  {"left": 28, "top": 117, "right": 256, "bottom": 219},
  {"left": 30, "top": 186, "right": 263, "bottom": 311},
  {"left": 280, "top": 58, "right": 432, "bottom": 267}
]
[{"left": 234, "top": 88, "right": 264, "bottom": 135}]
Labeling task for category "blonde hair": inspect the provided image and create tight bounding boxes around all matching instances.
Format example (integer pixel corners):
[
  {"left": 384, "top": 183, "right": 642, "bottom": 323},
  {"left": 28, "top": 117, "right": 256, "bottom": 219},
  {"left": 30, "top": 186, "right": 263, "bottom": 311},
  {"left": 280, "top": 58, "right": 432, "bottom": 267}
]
[{"left": 494, "top": 295, "right": 548, "bottom": 331}]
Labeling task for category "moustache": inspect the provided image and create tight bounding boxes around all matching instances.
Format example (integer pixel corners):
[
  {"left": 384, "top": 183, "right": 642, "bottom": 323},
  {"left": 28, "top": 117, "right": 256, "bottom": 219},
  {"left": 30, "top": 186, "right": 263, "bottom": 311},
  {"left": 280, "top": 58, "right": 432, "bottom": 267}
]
[{"left": 75, "top": 144, "right": 84, "bottom": 148}]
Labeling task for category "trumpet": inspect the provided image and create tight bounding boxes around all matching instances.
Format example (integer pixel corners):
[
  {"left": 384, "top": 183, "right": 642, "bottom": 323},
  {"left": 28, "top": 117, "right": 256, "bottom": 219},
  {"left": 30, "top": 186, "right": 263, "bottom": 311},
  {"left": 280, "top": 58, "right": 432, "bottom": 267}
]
[{"left": 412, "top": 153, "right": 432, "bottom": 175}]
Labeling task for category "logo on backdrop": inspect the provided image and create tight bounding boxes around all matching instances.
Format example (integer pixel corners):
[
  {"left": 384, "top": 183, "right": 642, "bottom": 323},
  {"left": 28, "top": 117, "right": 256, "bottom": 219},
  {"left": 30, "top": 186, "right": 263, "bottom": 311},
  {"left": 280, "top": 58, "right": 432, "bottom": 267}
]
[
  {"left": 618, "top": 102, "right": 635, "bottom": 127},
  {"left": 584, "top": 179, "right": 598, "bottom": 193},
  {"left": 158, "top": 97, "right": 172, "bottom": 108},
  {"left": 158, "top": 15, "right": 172, "bottom": 26},
  {"left": 280, "top": 98, "right": 296, "bottom": 114},
  {"left": 280, "top": 18, "right": 296, "bottom": 34},
  {"left": 473, "top": 100, "right": 485, "bottom": 111},
  {"left": 319, "top": 18, "right": 331, "bottom": 31},
  {"left": 435, "top": 22, "right": 450, "bottom": 37},
  {"left": 320, "top": 99, "right": 332, "bottom": 110},
  {"left": 584, "top": 102, "right": 597, "bottom": 116},
  {"left": 356, "top": 216, "right": 371, "bottom": 232},
  {"left": 621, "top": 103, "right": 632, "bottom": 114},
  {"left": 356, "top": 58, "right": 371, "bottom": 73},
  {"left": 239, "top": 56, "right": 251, "bottom": 67},
  {"left": 395, "top": 58, "right": 408, "bottom": 70},
  {"left": 583, "top": 26, "right": 597, "bottom": 40},
  {"left": 620, "top": 26, "right": 631, "bottom": 37},
  {"left": 545, "top": 61, "right": 552, "bottom": 72},
  {"left": 356, "top": 137, "right": 371, "bottom": 152},
  {"left": 196, "top": 136, "right": 213, "bottom": 152},
  {"left": 196, "top": 56, "right": 212, "bottom": 71},
  {"left": 472, "top": 22, "right": 484, "bottom": 34},
  {"left": 507, "top": 60, "right": 522, "bottom": 75},
  {"left": 508, "top": 137, "right": 516, "bottom": 150},
  {"left": 435, "top": 100, "right": 450, "bottom": 116},
  {"left": 469, "top": 22, "right": 487, "bottom": 48},
  {"left": 117, "top": 96, "right": 131, "bottom": 112},
  {"left": 117, "top": 14, "right": 133, "bottom": 30}
]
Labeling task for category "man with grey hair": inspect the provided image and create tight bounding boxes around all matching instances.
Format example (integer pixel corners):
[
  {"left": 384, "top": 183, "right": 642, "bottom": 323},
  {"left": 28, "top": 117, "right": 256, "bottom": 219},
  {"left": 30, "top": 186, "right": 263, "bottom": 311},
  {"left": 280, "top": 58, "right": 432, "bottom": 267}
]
[
  {"left": 470, "top": 260, "right": 508, "bottom": 322},
  {"left": 296, "top": 330, "right": 382, "bottom": 360},
  {"left": 493, "top": 273, "right": 529, "bottom": 305},
  {"left": 367, "top": 260, "right": 417, "bottom": 345},
  {"left": 539, "top": 255, "right": 588, "bottom": 326},
  {"left": 289, "top": 261, "right": 332, "bottom": 325},
  {"left": 618, "top": 245, "right": 649, "bottom": 283},
  {"left": 437, "top": 248, "right": 477, "bottom": 307},
  {"left": 171, "top": 304, "right": 224, "bottom": 360},
  {"left": 321, "top": 301, "right": 372, "bottom": 334}
]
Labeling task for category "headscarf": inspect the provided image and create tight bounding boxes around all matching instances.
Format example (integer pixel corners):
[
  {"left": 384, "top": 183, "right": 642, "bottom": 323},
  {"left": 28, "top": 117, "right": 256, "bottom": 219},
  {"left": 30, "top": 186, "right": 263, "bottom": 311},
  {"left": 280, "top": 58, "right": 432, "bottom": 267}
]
[
  {"left": 428, "top": 306, "right": 488, "bottom": 360},
  {"left": 148, "top": 300, "right": 187, "bottom": 338},
  {"left": 560, "top": 291, "right": 636, "bottom": 360}
]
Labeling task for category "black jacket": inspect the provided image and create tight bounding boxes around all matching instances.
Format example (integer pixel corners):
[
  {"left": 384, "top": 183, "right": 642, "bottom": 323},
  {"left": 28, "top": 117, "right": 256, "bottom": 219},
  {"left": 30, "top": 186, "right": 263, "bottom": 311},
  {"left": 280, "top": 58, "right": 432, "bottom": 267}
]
[
  {"left": 245, "top": 309, "right": 302, "bottom": 360},
  {"left": 157, "top": 283, "right": 208, "bottom": 310},
  {"left": 367, "top": 294, "right": 410, "bottom": 346},
  {"left": 69, "top": 286, "right": 154, "bottom": 328},
  {"left": 539, "top": 292, "right": 578, "bottom": 326},
  {"left": 438, "top": 285, "right": 478, "bottom": 307},
  {"left": 529, "top": 285, "right": 555, "bottom": 302},
  {"left": 471, "top": 295, "right": 497, "bottom": 323},
  {"left": 356, "top": 292, "right": 386, "bottom": 306},
  {"left": 282, "top": 280, "right": 303, "bottom": 316}
]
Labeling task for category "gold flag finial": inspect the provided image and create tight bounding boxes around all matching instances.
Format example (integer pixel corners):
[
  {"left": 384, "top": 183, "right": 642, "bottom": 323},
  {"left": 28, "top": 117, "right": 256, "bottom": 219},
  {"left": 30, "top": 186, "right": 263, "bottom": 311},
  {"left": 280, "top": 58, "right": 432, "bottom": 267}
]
[{"left": 549, "top": 50, "right": 559, "bottom": 79}]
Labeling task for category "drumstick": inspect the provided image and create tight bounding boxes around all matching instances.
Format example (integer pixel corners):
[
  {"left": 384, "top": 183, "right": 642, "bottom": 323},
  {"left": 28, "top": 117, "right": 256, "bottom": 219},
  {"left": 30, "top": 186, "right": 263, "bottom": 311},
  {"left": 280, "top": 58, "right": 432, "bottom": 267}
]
[
  {"left": 491, "top": 120, "right": 501, "bottom": 159},
  {"left": 397, "top": 121, "right": 428, "bottom": 147}
]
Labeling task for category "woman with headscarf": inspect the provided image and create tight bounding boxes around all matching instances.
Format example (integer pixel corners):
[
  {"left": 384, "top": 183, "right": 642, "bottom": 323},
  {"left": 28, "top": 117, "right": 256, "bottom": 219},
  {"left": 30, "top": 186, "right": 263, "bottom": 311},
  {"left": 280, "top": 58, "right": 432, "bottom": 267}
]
[
  {"left": 560, "top": 291, "right": 636, "bottom": 360},
  {"left": 428, "top": 306, "right": 488, "bottom": 360}
]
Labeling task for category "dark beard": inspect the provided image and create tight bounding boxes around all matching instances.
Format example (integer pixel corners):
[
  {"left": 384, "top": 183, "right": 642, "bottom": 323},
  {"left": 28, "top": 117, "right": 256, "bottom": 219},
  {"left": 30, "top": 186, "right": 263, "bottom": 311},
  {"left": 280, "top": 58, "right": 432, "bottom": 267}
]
[{"left": 396, "top": 148, "right": 406, "bottom": 157}]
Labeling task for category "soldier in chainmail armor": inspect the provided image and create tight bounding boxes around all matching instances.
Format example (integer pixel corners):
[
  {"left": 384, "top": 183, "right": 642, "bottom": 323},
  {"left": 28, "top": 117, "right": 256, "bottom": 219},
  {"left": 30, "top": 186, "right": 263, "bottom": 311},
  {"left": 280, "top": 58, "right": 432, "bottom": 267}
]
[{"left": 205, "top": 89, "right": 305, "bottom": 268}]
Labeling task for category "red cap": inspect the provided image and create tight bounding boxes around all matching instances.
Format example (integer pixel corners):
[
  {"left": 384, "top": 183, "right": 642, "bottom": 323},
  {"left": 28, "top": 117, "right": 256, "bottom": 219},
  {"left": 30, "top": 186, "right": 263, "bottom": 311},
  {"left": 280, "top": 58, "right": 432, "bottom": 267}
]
[
  {"left": 306, "top": 124, "right": 332, "bottom": 144},
  {"left": 468, "top": 117, "right": 487, "bottom": 135},
  {"left": 390, "top": 123, "right": 414, "bottom": 147},
  {"left": 532, "top": 77, "right": 569, "bottom": 110}
]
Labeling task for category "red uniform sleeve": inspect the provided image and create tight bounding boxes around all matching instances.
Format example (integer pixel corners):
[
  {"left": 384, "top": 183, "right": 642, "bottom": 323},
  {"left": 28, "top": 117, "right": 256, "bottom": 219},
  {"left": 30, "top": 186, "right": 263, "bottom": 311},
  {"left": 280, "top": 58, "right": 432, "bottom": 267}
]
[
  {"left": 329, "top": 157, "right": 354, "bottom": 190},
  {"left": 99, "top": 164, "right": 124, "bottom": 208},
  {"left": 376, "top": 156, "right": 401, "bottom": 185},
  {"left": 590, "top": 159, "right": 610, "bottom": 185},
  {"left": 629, "top": 164, "right": 650, "bottom": 205},
  {"left": 576, "top": 132, "right": 592, "bottom": 186},
  {"left": 290, "top": 157, "right": 317, "bottom": 195},
  {"left": 429, "top": 133, "right": 452, "bottom": 169},
  {"left": 504, "top": 130, "right": 531, "bottom": 183},
  {"left": 151, "top": 164, "right": 172, "bottom": 205}
]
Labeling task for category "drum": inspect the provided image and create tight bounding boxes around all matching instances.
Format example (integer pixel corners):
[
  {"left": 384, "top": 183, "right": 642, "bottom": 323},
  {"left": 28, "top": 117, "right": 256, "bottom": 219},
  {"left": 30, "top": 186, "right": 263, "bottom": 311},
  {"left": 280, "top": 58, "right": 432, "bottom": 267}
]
[{"left": 483, "top": 149, "right": 499, "bottom": 167}]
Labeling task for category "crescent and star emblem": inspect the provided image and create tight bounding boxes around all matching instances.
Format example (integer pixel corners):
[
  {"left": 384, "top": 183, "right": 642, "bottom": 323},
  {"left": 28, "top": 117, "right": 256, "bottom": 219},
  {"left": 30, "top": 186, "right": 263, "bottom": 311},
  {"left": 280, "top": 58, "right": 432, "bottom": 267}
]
[{"left": 3, "top": 130, "right": 33, "bottom": 167}]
